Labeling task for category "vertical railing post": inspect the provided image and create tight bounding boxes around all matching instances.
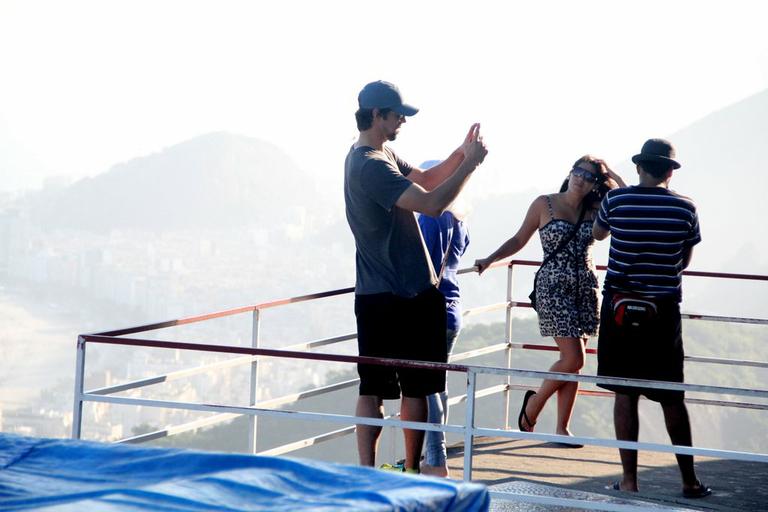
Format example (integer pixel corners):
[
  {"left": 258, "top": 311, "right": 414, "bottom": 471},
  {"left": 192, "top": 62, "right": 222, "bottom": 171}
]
[
  {"left": 463, "top": 369, "right": 477, "bottom": 482},
  {"left": 248, "top": 308, "right": 261, "bottom": 454},
  {"left": 502, "top": 262, "right": 514, "bottom": 430},
  {"left": 71, "top": 336, "right": 86, "bottom": 439}
]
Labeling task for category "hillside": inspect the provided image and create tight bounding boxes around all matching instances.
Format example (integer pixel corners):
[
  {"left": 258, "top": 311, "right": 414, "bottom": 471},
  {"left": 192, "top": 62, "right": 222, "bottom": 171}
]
[{"left": 22, "top": 132, "right": 320, "bottom": 232}]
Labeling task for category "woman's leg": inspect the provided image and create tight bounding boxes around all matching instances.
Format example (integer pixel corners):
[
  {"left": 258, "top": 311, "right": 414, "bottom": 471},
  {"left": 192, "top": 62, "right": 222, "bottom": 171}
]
[
  {"left": 555, "top": 337, "right": 587, "bottom": 435},
  {"left": 522, "top": 336, "right": 585, "bottom": 432}
]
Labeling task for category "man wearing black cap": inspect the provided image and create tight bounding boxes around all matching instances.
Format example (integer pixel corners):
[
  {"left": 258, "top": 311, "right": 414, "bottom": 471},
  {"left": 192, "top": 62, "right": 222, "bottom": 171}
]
[
  {"left": 593, "top": 139, "right": 710, "bottom": 498},
  {"left": 344, "top": 80, "right": 487, "bottom": 473}
]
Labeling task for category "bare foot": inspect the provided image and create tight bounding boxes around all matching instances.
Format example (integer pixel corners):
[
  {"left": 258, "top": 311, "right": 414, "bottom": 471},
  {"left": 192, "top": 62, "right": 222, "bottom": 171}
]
[{"left": 420, "top": 462, "right": 450, "bottom": 478}]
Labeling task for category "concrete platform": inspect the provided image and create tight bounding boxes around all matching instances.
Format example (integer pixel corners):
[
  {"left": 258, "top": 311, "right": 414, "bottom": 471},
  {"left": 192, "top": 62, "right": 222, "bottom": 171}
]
[{"left": 445, "top": 437, "right": 767, "bottom": 511}]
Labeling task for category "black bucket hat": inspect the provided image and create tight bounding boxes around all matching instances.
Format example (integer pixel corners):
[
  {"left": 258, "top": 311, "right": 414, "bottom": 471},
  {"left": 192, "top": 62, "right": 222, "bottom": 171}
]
[{"left": 631, "top": 138, "right": 681, "bottom": 169}]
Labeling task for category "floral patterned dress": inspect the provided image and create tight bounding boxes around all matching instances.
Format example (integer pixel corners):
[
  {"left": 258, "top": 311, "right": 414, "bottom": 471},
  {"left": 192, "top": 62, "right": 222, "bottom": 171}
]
[{"left": 534, "top": 195, "right": 599, "bottom": 338}]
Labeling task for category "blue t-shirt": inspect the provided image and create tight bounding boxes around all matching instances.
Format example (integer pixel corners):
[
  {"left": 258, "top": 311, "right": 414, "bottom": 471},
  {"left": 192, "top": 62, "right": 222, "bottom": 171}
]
[
  {"left": 418, "top": 211, "right": 470, "bottom": 331},
  {"left": 595, "top": 186, "right": 701, "bottom": 302}
]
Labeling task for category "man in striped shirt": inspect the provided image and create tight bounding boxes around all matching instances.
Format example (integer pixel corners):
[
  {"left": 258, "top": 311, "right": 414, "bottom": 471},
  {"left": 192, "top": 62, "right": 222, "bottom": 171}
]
[{"left": 592, "top": 139, "right": 710, "bottom": 498}]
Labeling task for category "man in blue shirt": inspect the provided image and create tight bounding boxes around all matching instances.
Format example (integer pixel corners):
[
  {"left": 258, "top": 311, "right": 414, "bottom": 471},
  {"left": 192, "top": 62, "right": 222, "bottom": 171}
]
[{"left": 593, "top": 138, "right": 710, "bottom": 499}]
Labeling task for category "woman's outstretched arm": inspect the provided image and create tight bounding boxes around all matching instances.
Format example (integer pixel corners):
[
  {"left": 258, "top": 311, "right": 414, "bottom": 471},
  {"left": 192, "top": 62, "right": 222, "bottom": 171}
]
[{"left": 475, "top": 196, "right": 545, "bottom": 274}]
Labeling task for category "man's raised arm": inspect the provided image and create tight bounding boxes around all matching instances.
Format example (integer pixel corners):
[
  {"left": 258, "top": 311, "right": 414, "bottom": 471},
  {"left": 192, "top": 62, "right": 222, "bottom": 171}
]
[{"left": 395, "top": 124, "right": 487, "bottom": 217}]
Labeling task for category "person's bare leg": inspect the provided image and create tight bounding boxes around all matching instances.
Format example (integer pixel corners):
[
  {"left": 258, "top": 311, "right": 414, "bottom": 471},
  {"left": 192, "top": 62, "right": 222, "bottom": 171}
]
[
  {"left": 523, "top": 337, "right": 584, "bottom": 431},
  {"left": 661, "top": 400, "right": 702, "bottom": 490},
  {"left": 554, "top": 337, "right": 586, "bottom": 435},
  {"left": 401, "top": 396, "right": 427, "bottom": 471},
  {"left": 556, "top": 381, "right": 578, "bottom": 435},
  {"left": 614, "top": 393, "right": 640, "bottom": 492},
  {"left": 356, "top": 395, "right": 384, "bottom": 466}
]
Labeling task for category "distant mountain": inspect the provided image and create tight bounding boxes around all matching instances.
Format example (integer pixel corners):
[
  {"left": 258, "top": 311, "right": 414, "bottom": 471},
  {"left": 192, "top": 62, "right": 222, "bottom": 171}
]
[
  {"left": 665, "top": 89, "right": 768, "bottom": 273},
  {"left": 24, "top": 132, "right": 320, "bottom": 231}
]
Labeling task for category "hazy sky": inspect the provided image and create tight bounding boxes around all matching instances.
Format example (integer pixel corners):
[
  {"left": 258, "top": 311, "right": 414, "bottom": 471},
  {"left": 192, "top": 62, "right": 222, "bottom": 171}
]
[{"left": 1, "top": 0, "right": 767, "bottom": 195}]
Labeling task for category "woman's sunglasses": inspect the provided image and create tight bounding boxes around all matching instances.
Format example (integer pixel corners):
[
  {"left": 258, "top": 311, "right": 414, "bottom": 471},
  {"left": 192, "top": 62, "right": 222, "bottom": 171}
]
[{"left": 571, "top": 167, "right": 601, "bottom": 183}]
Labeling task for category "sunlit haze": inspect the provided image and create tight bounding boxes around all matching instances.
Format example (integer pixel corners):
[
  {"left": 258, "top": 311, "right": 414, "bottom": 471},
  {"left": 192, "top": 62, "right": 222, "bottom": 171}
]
[{"left": 1, "top": 0, "right": 767, "bottom": 194}]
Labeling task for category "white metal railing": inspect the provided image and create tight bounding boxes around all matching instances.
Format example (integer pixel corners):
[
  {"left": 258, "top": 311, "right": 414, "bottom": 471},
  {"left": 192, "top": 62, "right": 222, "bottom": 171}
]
[{"left": 71, "top": 260, "right": 768, "bottom": 511}]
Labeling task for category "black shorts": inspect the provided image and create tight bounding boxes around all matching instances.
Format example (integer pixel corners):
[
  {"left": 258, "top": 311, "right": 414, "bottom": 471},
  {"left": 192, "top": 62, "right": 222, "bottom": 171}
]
[
  {"left": 597, "top": 292, "right": 685, "bottom": 404},
  {"left": 355, "top": 286, "right": 447, "bottom": 399}
]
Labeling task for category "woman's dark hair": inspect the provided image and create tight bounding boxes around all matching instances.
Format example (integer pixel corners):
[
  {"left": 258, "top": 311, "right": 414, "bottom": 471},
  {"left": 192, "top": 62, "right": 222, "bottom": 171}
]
[
  {"left": 638, "top": 160, "right": 673, "bottom": 179},
  {"left": 355, "top": 107, "right": 392, "bottom": 131}
]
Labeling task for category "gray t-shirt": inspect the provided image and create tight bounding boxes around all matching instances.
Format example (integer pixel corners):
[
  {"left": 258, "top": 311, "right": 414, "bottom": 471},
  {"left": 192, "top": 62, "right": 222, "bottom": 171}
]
[{"left": 344, "top": 145, "right": 437, "bottom": 297}]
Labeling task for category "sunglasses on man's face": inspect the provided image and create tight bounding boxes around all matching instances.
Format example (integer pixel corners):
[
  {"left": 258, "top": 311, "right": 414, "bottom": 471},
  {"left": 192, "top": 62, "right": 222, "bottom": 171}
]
[
  {"left": 384, "top": 111, "right": 405, "bottom": 122},
  {"left": 571, "top": 167, "right": 600, "bottom": 183}
]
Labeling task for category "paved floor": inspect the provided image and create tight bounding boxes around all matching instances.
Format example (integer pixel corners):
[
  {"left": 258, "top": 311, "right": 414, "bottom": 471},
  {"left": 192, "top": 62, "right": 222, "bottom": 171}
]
[{"left": 445, "top": 437, "right": 767, "bottom": 511}]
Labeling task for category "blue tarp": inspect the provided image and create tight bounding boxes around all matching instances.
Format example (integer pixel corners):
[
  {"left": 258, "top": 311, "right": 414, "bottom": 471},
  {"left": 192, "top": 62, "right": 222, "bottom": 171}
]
[{"left": 0, "top": 434, "right": 488, "bottom": 511}]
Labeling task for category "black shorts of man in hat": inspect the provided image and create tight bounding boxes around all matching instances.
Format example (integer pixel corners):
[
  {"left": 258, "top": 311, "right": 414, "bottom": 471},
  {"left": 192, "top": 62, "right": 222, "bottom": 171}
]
[{"left": 592, "top": 139, "right": 711, "bottom": 499}]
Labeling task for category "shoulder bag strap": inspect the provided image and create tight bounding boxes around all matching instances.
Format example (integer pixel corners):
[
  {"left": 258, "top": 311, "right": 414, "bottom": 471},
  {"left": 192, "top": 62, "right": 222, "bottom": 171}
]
[
  {"left": 539, "top": 203, "right": 587, "bottom": 270},
  {"left": 437, "top": 222, "right": 456, "bottom": 284}
]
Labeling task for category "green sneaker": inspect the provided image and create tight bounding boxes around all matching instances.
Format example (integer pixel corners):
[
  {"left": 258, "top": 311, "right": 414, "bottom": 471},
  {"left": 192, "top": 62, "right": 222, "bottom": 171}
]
[{"left": 379, "top": 462, "right": 405, "bottom": 472}]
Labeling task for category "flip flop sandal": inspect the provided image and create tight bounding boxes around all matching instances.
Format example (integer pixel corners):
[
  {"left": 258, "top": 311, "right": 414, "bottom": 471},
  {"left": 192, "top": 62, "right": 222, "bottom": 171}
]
[
  {"left": 518, "top": 390, "right": 536, "bottom": 432},
  {"left": 683, "top": 481, "right": 712, "bottom": 499},
  {"left": 550, "top": 441, "right": 584, "bottom": 449}
]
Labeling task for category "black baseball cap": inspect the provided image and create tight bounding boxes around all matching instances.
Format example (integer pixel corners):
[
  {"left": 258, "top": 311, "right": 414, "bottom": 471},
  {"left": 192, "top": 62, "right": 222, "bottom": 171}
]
[{"left": 357, "top": 80, "right": 419, "bottom": 116}]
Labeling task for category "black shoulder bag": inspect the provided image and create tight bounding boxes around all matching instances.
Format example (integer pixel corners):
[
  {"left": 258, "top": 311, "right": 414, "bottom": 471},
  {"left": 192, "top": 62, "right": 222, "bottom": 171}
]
[{"left": 528, "top": 204, "right": 587, "bottom": 311}]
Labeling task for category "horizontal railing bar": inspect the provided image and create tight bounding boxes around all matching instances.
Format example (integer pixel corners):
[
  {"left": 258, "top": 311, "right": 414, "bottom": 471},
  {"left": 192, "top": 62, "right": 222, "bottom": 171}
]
[
  {"left": 257, "top": 379, "right": 358, "bottom": 409},
  {"left": 682, "top": 313, "right": 768, "bottom": 325},
  {"left": 450, "top": 343, "right": 509, "bottom": 361},
  {"left": 80, "top": 335, "right": 768, "bottom": 398},
  {"left": 463, "top": 302, "right": 508, "bottom": 317},
  {"left": 303, "top": 332, "right": 357, "bottom": 349},
  {"left": 92, "top": 287, "right": 355, "bottom": 337},
  {"left": 507, "top": 340, "right": 768, "bottom": 365},
  {"left": 117, "top": 413, "right": 238, "bottom": 444},
  {"left": 473, "top": 364, "right": 768, "bottom": 398},
  {"left": 81, "top": 334, "right": 472, "bottom": 373},
  {"left": 81, "top": 393, "right": 467, "bottom": 434},
  {"left": 682, "top": 269, "right": 768, "bottom": 281},
  {"left": 686, "top": 355, "right": 768, "bottom": 368},
  {"left": 684, "top": 397, "right": 768, "bottom": 410},
  {"left": 258, "top": 425, "right": 357, "bottom": 457},
  {"left": 448, "top": 384, "right": 508, "bottom": 407},
  {"left": 88, "top": 333, "right": 359, "bottom": 396},
  {"left": 457, "top": 337, "right": 768, "bottom": 371},
  {"left": 504, "top": 382, "right": 768, "bottom": 410},
  {"left": 507, "top": 301, "right": 768, "bottom": 325},
  {"left": 471, "top": 424, "right": 768, "bottom": 463},
  {"left": 81, "top": 393, "right": 768, "bottom": 462},
  {"left": 88, "top": 355, "right": 255, "bottom": 395},
  {"left": 505, "top": 259, "right": 768, "bottom": 281},
  {"left": 115, "top": 381, "right": 360, "bottom": 446},
  {"left": 508, "top": 341, "right": 599, "bottom": 355}
]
